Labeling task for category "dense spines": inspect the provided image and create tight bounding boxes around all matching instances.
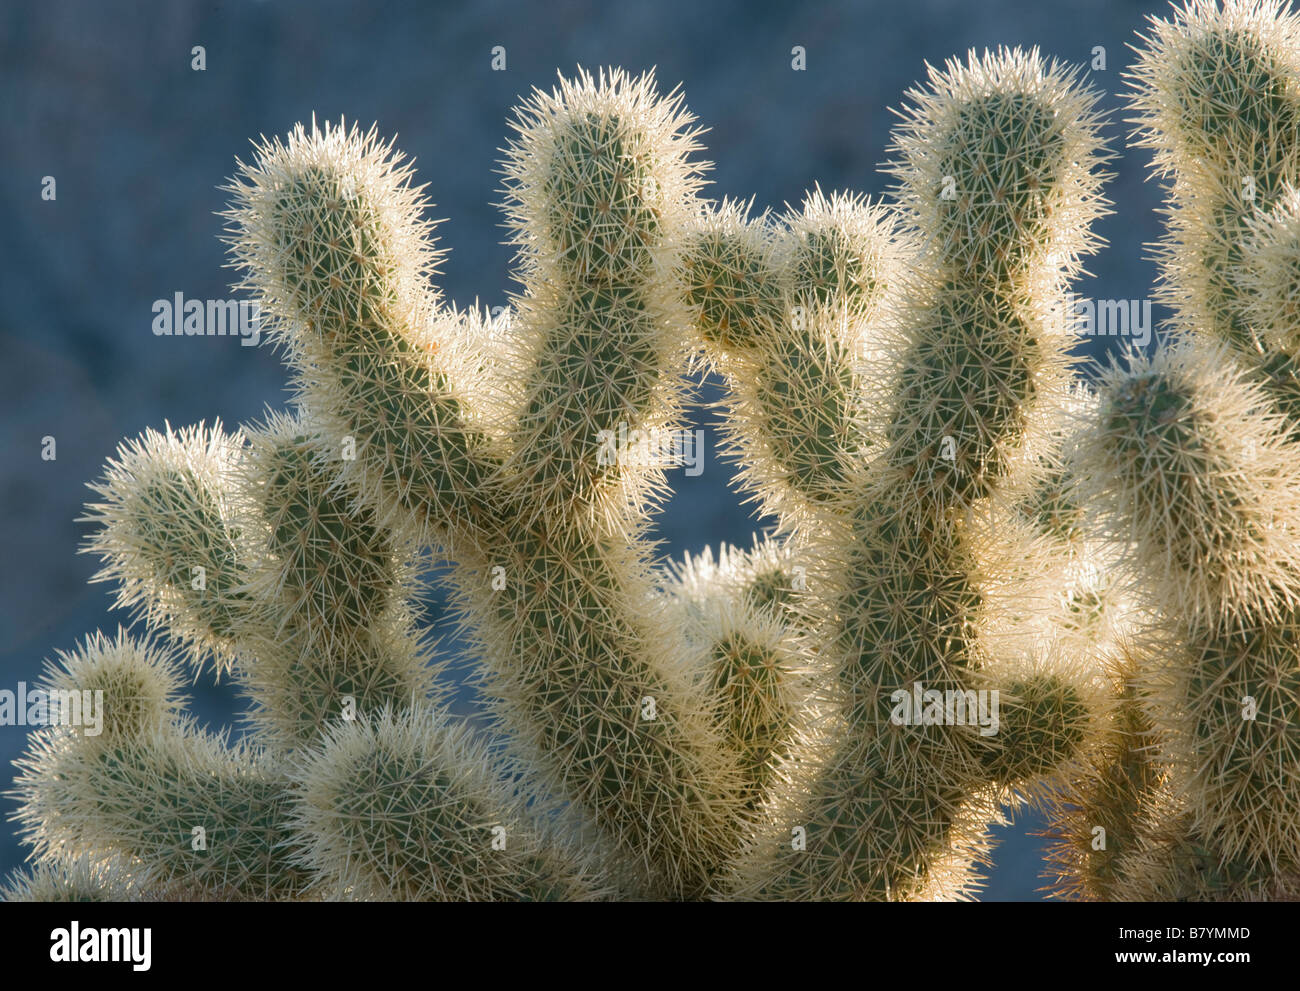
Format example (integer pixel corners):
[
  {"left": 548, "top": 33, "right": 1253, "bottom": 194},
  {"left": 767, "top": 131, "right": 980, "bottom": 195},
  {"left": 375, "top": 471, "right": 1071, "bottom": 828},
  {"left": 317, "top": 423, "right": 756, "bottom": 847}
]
[
  {"left": 18, "top": 728, "right": 304, "bottom": 899},
  {"left": 0, "top": 854, "right": 148, "bottom": 903},
  {"left": 453, "top": 526, "right": 743, "bottom": 899},
  {"left": 497, "top": 276, "right": 689, "bottom": 528},
  {"left": 725, "top": 299, "right": 874, "bottom": 517},
  {"left": 877, "top": 281, "right": 1074, "bottom": 512},
  {"left": 1127, "top": 0, "right": 1300, "bottom": 399},
  {"left": 880, "top": 48, "right": 1111, "bottom": 511},
  {"left": 17, "top": 729, "right": 306, "bottom": 901},
  {"left": 1037, "top": 0, "right": 1300, "bottom": 901},
  {"left": 27, "top": 30, "right": 1296, "bottom": 900},
  {"left": 230, "top": 412, "right": 436, "bottom": 750},
  {"left": 80, "top": 421, "right": 248, "bottom": 673},
  {"left": 224, "top": 120, "right": 504, "bottom": 550},
  {"left": 712, "top": 48, "right": 1113, "bottom": 900},
  {"left": 1076, "top": 343, "right": 1300, "bottom": 629},
  {"left": 1127, "top": 0, "right": 1300, "bottom": 172},
  {"left": 974, "top": 664, "right": 1098, "bottom": 792},
  {"left": 1242, "top": 186, "right": 1300, "bottom": 359},
  {"left": 490, "top": 69, "right": 707, "bottom": 534},
  {"left": 886, "top": 48, "right": 1111, "bottom": 284},
  {"left": 682, "top": 199, "right": 785, "bottom": 351},
  {"left": 289, "top": 707, "right": 608, "bottom": 901},
  {"left": 781, "top": 187, "right": 899, "bottom": 321},
  {"left": 501, "top": 69, "right": 706, "bottom": 288},
  {"left": 1041, "top": 642, "right": 1166, "bottom": 901},
  {"left": 238, "top": 614, "right": 436, "bottom": 755},
  {"left": 688, "top": 192, "right": 902, "bottom": 528},
  {"left": 237, "top": 412, "right": 410, "bottom": 649},
  {"left": 744, "top": 190, "right": 901, "bottom": 507},
  {"left": 9, "top": 632, "right": 309, "bottom": 900},
  {"left": 1071, "top": 341, "right": 1300, "bottom": 895},
  {"left": 1174, "top": 611, "right": 1300, "bottom": 873},
  {"left": 762, "top": 500, "right": 992, "bottom": 899},
  {"left": 660, "top": 539, "right": 825, "bottom": 835},
  {"left": 429, "top": 69, "right": 753, "bottom": 898},
  {"left": 35, "top": 629, "right": 186, "bottom": 750}
]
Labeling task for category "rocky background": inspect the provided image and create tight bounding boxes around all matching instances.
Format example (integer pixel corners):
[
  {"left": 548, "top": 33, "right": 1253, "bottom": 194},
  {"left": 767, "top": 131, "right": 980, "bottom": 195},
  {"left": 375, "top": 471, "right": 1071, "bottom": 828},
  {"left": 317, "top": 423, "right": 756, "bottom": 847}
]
[{"left": 0, "top": 0, "right": 1166, "bottom": 897}]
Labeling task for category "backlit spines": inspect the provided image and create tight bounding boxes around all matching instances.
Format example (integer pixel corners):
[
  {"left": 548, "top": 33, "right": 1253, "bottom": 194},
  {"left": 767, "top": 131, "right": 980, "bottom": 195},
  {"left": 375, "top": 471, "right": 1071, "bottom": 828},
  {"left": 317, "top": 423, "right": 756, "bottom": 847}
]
[
  {"left": 1127, "top": 0, "right": 1300, "bottom": 377},
  {"left": 1128, "top": 0, "right": 1300, "bottom": 172},
  {"left": 288, "top": 707, "right": 609, "bottom": 901},
  {"left": 9, "top": 632, "right": 309, "bottom": 901},
  {"left": 682, "top": 199, "right": 785, "bottom": 351},
  {"left": 737, "top": 187, "right": 904, "bottom": 514},
  {"left": 1041, "top": 640, "right": 1167, "bottom": 901},
  {"left": 660, "top": 539, "right": 825, "bottom": 840},
  {"left": 713, "top": 47, "right": 1113, "bottom": 900},
  {"left": 886, "top": 47, "right": 1111, "bottom": 284},
  {"left": 689, "top": 193, "right": 902, "bottom": 528},
  {"left": 1241, "top": 186, "right": 1300, "bottom": 358},
  {"left": 439, "top": 70, "right": 753, "bottom": 897},
  {"left": 236, "top": 411, "right": 410, "bottom": 650},
  {"left": 224, "top": 119, "right": 503, "bottom": 550},
  {"left": 20, "top": 37, "right": 1274, "bottom": 901},
  {"left": 501, "top": 68, "right": 706, "bottom": 288},
  {"left": 237, "top": 610, "right": 437, "bottom": 755},
  {"left": 1070, "top": 340, "right": 1300, "bottom": 894},
  {"left": 450, "top": 525, "right": 744, "bottom": 899},
  {"left": 781, "top": 187, "right": 901, "bottom": 322},
  {"left": 718, "top": 300, "right": 876, "bottom": 524},
  {"left": 0, "top": 854, "right": 149, "bottom": 903},
  {"left": 15, "top": 726, "right": 308, "bottom": 901},
  {"left": 871, "top": 52, "right": 1110, "bottom": 516},
  {"left": 212, "top": 409, "right": 438, "bottom": 752},
  {"left": 878, "top": 50, "right": 1111, "bottom": 510},
  {"left": 79, "top": 421, "right": 248, "bottom": 673},
  {"left": 1169, "top": 610, "right": 1300, "bottom": 875},
  {"left": 494, "top": 68, "right": 705, "bottom": 531},
  {"left": 1076, "top": 342, "right": 1300, "bottom": 629},
  {"left": 33, "top": 629, "right": 185, "bottom": 752},
  {"left": 1036, "top": 0, "right": 1300, "bottom": 901}
]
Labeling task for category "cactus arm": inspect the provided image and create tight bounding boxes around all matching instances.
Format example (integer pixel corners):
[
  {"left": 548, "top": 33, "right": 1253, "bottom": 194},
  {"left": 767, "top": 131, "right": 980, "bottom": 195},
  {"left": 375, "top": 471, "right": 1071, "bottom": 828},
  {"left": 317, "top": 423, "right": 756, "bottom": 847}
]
[
  {"left": 9, "top": 632, "right": 310, "bottom": 900},
  {"left": 79, "top": 421, "right": 249, "bottom": 673},
  {"left": 224, "top": 122, "right": 505, "bottom": 550},
  {"left": 685, "top": 194, "right": 899, "bottom": 523},
  {"left": 1127, "top": 0, "right": 1300, "bottom": 413},
  {"left": 441, "top": 70, "right": 744, "bottom": 899},
  {"left": 231, "top": 413, "right": 436, "bottom": 751},
  {"left": 719, "top": 49, "right": 1112, "bottom": 900},
  {"left": 288, "top": 708, "right": 609, "bottom": 901},
  {"left": 661, "top": 540, "right": 821, "bottom": 828},
  {"left": 1073, "top": 341, "right": 1300, "bottom": 895}
]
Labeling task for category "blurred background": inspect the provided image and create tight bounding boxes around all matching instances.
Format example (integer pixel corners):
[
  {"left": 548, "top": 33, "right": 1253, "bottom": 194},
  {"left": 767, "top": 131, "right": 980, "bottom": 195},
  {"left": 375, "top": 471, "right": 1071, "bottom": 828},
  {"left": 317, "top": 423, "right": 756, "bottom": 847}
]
[{"left": 0, "top": 0, "right": 1167, "bottom": 898}]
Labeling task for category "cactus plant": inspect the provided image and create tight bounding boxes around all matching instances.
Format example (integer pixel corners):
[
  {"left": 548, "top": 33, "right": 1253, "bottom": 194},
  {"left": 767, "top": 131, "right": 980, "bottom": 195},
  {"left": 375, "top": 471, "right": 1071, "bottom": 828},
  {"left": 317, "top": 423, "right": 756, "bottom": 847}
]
[
  {"left": 682, "top": 47, "right": 1117, "bottom": 900},
  {"left": 8, "top": 1, "right": 1300, "bottom": 902},
  {"left": 1044, "top": 0, "right": 1300, "bottom": 901}
]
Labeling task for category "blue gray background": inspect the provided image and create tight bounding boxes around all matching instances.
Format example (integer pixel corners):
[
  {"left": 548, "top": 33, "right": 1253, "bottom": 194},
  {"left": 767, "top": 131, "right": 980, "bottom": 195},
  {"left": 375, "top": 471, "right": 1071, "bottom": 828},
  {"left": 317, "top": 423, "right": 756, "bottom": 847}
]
[{"left": 0, "top": 0, "right": 1168, "bottom": 897}]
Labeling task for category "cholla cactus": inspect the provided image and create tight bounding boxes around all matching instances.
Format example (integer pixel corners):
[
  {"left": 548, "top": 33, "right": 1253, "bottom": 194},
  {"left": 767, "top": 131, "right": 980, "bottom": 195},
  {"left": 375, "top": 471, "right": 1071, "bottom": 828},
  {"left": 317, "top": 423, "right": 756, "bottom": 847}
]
[
  {"left": 1047, "top": 0, "right": 1300, "bottom": 900},
  {"left": 1127, "top": 0, "right": 1300, "bottom": 416},
  {"left": 681, "top": 48, "right": 1116, "bottom": 900},
  {"left": 10, "top": 6, "right": 1298, "bottom": 901}
]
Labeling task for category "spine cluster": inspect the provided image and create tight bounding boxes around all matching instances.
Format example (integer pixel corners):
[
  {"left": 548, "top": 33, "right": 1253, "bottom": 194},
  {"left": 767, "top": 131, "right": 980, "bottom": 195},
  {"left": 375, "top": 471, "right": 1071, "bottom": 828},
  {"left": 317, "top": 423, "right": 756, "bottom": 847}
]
[
  {"left": 1052, "top": 0, "right": 1300, "bottom": 900},
  {"left": 7, "top": 1, "right": 1299, "bottom": 901}
]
